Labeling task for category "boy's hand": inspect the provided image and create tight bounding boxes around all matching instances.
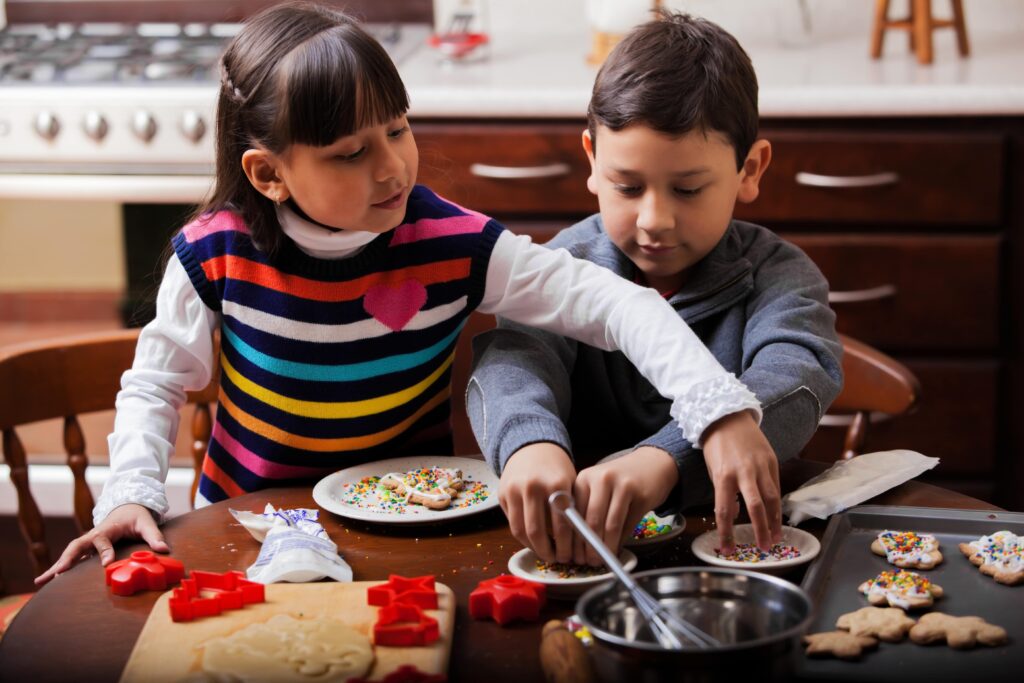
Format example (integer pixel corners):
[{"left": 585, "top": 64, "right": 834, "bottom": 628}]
[
  {"left": 572, "top": 447, "right": 678, "bottom": 566},
  {"left": 499, "top": 443, "right": 577, "bottom": 563},
  {"left": 34, "top": 503, "right": 169, "bottom": 587},
  {"left": 701, "top": 411, "right": 782, "bottom": 554}
]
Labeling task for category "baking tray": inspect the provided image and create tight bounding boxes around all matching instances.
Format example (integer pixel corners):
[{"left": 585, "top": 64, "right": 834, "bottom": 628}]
[{"left": 796, "top": 505, "right": 1024, "bottom": 682}]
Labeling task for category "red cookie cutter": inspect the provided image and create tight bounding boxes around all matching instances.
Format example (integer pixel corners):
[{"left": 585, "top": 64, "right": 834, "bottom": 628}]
[
  {"left": 367, "top": 574, "right": 438, "bottom": 609},
  {"left": 348, "top": 664, "right": 447, "bottom": 683},
  {"left": 373, "top": 603, "right": 440, "bottom": 647},
  {"left": 468, "top": 574, "right": 546, "bottom": 625},
  {"left": 168, "top": 570, "right": 265, "bottom": 622},
  {"left": 105, "top": 551, "right": 185, "bottom": 596}
]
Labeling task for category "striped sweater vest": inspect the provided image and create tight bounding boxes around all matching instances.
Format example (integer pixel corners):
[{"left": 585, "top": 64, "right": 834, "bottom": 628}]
[{"left": 172, "top": 185, "right": 504, "bottom": 504}]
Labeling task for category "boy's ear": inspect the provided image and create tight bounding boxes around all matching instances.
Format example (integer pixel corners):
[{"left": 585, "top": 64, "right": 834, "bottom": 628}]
[
  {"left": 581, "top": 129, "right": 599, "bottom": 196},
  {"left": 241, "top": 148, "right": 291, "bottom": 203},
  {"left": 736, "top": 139, "right": 772, "bottom": 204}
]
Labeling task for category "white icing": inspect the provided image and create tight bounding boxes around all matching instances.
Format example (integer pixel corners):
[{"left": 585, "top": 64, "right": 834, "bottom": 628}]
[
  {"left": 877, "top": 530, "right": 939, "bottom": 565},
  {"left": 968, "top": 530, "right": 1024, "bottom": 573}
]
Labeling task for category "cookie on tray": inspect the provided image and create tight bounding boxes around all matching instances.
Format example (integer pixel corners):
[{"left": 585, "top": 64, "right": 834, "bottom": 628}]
[
  {"left": 958, "top": 530, "right": 1024, "bottom": 586},
  {"left": 909, "top": 613, "right": 1008, "bottom": 649},
  {"left": 804, "top": 631, "right": 878, "bottom": 660},
  {"left": 872, "top": 530, "right": 943, "bottom": 569},
  {"left": 836, "top": 606, "right": 916, "bottom": 643},
  {"left": 858, "top": 569, "right": 943, "bottom": 610}
]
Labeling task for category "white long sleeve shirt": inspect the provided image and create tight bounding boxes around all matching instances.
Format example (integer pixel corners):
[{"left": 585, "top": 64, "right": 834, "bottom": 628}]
[{"left": 94, "top": 207, "right": 760, "bottom": 524}]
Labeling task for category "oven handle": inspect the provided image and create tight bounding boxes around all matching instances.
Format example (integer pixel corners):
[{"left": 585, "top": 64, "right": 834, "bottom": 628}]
[{"left": 0, "top": 174, "right": 213, "bottom": 203}]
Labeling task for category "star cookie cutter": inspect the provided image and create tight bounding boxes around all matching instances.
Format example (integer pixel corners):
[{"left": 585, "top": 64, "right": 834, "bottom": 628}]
[
  {"left": 168, "top": 570, "right": 265, "bottom": 622},
  {"left": 373, "top": 603, "right": 440, "bottom": 647},
  {"left": 105, "top": 551, "right": 185, "bottom": 596},
  {"left": 367, "top": 574, "right": 438, "bottom": 609},
  {"left": 468, "top": 574, "right": 546, "bottom": 625}
]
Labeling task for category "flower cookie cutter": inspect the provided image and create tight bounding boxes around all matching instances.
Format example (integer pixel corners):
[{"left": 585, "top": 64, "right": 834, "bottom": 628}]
[
  {"left": 168, "top": 569, "right": 265, "bottom": 622},
  {"left": 105, "top": 551, "right": 185, "bottom": 596},
  {"left": 469, "top": 574, "right": 546, "bottom": 625}
]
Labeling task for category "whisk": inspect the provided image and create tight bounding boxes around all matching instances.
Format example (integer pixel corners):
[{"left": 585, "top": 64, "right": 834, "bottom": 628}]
[{"left": 548, "top": 491, "right": 721, "bottom": 650}]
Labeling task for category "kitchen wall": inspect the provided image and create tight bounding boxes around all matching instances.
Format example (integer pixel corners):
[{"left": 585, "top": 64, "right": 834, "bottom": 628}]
[{"left": 2, "top": 0, "right": 1022, "bottom": 300}]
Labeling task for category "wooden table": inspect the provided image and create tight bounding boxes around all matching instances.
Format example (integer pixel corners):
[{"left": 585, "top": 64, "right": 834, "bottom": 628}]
[{"left": 0, "top": 459, "right": 1000, "bottom": 682}]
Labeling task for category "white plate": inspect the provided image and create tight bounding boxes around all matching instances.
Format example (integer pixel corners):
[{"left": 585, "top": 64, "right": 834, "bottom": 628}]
[
  {"left": 691, "top": 524, "right": 820, "bottom": 571},
  {"left": 623, "top": 511, "right": 686, "bottom": 549},
  {"left": 507, "top": 547, "right": 638, "bottom": 598},
  {"left": 311, "top": 455, "right": 499, "bottom": 524}
]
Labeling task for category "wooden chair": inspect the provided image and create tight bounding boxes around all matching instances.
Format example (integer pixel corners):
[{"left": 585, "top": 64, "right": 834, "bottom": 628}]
[
  {"left": 823, "top": 333, "right": 922, "bottom": 460},
  {"left": 0, "top": 329, "right": 218, "bottom": 587}
]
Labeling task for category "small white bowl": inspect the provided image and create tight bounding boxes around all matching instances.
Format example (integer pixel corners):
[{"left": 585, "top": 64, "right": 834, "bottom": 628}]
[
  {"left": 507, "top": 547, "right": 638, "bottom": 598},
  {"left": 623, "top": 511, "right": 686, "bottom": 549},
  {"left": 691, "top": 524, "right": 820, "bottom": 572}
]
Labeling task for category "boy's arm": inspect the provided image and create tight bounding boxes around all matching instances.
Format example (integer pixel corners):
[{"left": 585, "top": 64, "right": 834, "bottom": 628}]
[
  {"left": 645, "top": 240, "right": 843, "bottom": 514},
  {"left": 467, "top": 320, "right": 578, "bottom": 476}
]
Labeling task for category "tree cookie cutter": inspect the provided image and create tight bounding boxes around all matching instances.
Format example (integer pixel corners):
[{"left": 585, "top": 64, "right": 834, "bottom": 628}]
[{"left": 168, "top": 569, "right": 265, "bottom": 622}]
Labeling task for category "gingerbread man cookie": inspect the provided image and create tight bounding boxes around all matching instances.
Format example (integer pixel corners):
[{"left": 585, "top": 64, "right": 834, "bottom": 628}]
[
  {"left": 836, "top": 606, "right": 917, "bottom": 642},
  {"left": 804, "top": 631, "right": 878, "bottom": 660},
  {"left": 379, "top": 467, "right": 466, "bottom": 510},
  {"left": 872, "top": 530, "right": 943, "bottom": 569},
  {"left": 958, "top": 530, "right": 1024, "bottom": 586},
  {"left": 909, "top": 613, "right": 1008, "bottom": 649},
  {"left": 858, "top": 569, "right": 943, "bottom": 610}
]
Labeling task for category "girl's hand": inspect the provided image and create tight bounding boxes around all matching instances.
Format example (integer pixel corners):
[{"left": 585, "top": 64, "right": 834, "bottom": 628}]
[
  {"left": 34, "top": 503, "right": 169, "bottom": 587},
  {"left": 701, "top": 411, "right": 782, "bottom": 555},
  {"left": 572, "top": 447, "right": 678, "bottom": 566},
  {"left": 499, "top": 443, "right": 577, "bottom": 563}
]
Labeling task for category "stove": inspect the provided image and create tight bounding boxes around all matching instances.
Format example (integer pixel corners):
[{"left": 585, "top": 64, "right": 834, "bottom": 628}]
[{"left": 0, "top": 20, "right": 431, "bottom": 201}]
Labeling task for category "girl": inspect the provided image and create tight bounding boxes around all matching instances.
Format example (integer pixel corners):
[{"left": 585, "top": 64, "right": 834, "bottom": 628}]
[{"left": 38, "top": 2, "right": 776, "bottom": 584}]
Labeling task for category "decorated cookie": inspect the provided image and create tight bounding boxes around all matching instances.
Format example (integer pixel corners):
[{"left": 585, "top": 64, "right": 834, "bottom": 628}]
[
  {"left": 378, "top": 467, "right": 466, "bottom": 510},
  {"left": 909, "top": 613, "right": 1008, "bottom": 649},
  {"left": 836, "top": 606, "right": 916, "bottom": 642},
  {"left": 872, "top": 530, "right": 943, "bottom": 569},
  {"left": 803, "top": 631, "right": 878, "bottom": 660},
  {"left": 958, "top": 530, "right": 1024, "bottom": 586},
  {"left": 858, "top": 569, "right": 944, "bottom": 610}
]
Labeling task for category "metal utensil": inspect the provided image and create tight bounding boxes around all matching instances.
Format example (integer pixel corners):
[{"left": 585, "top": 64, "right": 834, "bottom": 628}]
[{"left": 548, "top": 491, "right": 720, "bottom": 650}]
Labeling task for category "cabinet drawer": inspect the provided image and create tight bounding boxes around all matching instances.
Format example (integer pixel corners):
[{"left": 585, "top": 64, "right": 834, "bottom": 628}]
[
  {"left": 802, "top": 360, "right": 997, "bottom": 477},
  {"left": 740, "top": 131, "right": 1004, "bottom": 227},
  {"left": 413, "top": 122, "right": 596, "bottom": 216},
  {"left": 783, "top": 233, "right": 1000, "bottom": 352}
]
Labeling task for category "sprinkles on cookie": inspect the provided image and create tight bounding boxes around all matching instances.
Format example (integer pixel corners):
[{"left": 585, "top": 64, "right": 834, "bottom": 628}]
[{"left": 714, "top": 542, "right": 802, "bottom": 563}]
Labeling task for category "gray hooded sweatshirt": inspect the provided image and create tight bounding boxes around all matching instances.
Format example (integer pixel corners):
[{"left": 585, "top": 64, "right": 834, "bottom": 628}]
[{"left": 466, "top": 214, "right": 843, "bottom": 514}]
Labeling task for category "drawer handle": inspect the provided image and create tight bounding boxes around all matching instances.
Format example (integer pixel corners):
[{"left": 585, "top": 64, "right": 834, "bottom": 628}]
[
  {"left": 828, "top": 284, "right": 897, "bottom": 304},
  {"left": 819, "top": 412, "right": 895, "bottom": 427},
  {"left": 469, "top": 162, "right": 572, "bottom": 180},
  {"left": 795, "top": 171, "right": 900, "bottom": 189}
]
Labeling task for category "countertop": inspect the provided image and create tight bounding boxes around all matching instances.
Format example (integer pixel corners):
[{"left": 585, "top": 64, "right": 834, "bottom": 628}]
[{"left": 402, "top": 17, "right": 1024, "bottom": 119}]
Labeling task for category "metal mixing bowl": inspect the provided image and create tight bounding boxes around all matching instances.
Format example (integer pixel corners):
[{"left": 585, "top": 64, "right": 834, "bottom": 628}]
[{"left": 576, "top": 567, "right": 814, "bottom": 682}]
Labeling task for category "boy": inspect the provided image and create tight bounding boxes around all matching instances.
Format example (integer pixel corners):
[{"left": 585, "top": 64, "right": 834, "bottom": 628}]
[{"left": 467, "top": 12, "right": 842, "bottom": 565}]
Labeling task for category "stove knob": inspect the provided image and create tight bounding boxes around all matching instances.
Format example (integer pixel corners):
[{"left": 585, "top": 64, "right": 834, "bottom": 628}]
[
  {"left": 132, "top": 111, "right": 158, "bottom": 143},
  {"left": 82, "top": 111, "right": 109, "bottom": 142},
  {"left": 34, "top": 111, "right": 61, "bottom": 141},
  {"left": 179, "top": 111, "right": 206, "bottom": 144}
]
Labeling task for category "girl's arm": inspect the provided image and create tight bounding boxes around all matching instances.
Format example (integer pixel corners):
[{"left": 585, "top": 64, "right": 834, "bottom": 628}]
[
  {"left": 92, "top": 255, "right": 219, "bottom": 526},
  {"left": 478, "top": 230, "right": 761, "bottom": 445}
]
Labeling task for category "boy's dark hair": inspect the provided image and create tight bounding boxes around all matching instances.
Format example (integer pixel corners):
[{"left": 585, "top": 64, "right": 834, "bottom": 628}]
[
  {"left": 195, "top": 1, "right": 409, "bottom": 254},
  {"left": 587, "top": 11, "right": 758, "bottom": 170}
]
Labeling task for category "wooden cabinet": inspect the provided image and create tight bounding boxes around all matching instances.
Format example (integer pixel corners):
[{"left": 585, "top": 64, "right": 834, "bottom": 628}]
[{"left": 414, "top": 116, "right": 1024, "bottom": 509}]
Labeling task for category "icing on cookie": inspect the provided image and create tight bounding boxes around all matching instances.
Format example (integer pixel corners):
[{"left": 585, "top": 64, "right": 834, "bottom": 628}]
[
  {"left": 860, "top": 569, "right": 935, "bottom": 609},
  {"left": 877, "top": 530, "right": 940, "bottom": 564},
  {"left": 967, "top": 531, "right": 1024, "bottom": 573}
]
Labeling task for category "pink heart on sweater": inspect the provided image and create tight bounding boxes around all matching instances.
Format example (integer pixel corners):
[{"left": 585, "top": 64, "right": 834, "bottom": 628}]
[{"left": 363, "top": 280, "right": 428, "bottom": 332}]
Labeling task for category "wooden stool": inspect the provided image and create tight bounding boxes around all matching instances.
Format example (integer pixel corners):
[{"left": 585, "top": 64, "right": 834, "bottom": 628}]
[{"left": 871, "top": 0, "right": 969, "bottom": 64}]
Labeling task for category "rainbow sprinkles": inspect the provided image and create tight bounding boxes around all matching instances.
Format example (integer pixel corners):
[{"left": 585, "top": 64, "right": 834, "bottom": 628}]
[{"left": 339, "top": 466, "right": 491, "bottom": 514}]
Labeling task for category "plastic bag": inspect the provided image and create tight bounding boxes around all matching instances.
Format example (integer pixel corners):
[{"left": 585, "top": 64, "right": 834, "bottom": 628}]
[
  {"left": 781, "top": 450, "right": 939, "bottom": 525},
  {"left": 229, "top": 504, "right": 353, "bottom": 584}
]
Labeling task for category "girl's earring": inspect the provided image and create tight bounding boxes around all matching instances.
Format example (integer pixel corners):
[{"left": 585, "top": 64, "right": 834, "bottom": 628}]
[{"left": 273, "top": 194, "right": 281, "bottom": 207}]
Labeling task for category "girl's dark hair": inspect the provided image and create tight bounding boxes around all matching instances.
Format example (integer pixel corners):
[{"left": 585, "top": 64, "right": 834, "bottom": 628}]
[
  {"left": 587, "top": 10, "right": 758, "bottom": 170},
  {"left": 194, "top": 1, "right": 409, "bottom": 254}
]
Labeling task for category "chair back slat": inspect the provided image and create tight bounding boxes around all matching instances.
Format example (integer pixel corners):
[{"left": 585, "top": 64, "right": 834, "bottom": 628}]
[
  {"left": 2, "top": 427, "right": 49, "bottom": 576},
  {"left": 64, "top": 415, "right": 95, "bottom": 533}
]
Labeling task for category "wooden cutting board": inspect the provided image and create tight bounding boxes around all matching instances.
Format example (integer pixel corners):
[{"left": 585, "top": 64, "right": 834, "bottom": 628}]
[{"left": 119, "top": 581, "right": 455, "bottom": 683}]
